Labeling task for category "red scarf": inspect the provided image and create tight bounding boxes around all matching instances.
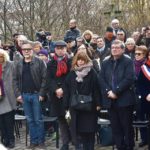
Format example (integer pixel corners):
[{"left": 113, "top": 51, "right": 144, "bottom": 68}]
[{"left": 53, "top": 55, "right": 68, "bottom": 77}]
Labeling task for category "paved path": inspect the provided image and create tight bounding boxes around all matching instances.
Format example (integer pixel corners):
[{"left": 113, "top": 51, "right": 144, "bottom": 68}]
[{"left": 0, "top": 121, "right": 148, "bottom": 150}]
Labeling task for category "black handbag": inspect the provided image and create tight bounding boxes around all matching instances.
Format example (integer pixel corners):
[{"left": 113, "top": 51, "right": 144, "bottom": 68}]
[{"left": 71, "top": 90, "right": 92, "bottom": 111}]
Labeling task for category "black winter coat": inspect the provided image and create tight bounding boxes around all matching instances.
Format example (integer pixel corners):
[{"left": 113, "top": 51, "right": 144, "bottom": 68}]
[
  {"left": 46, "top": 58, "right": 71, "bottom": 117},
  {"left": 64, "top": 28, "right": 81, "bottom": 42},
  {"left": 64, "top": 68, "right": 101, "bottom": 143},
  {"left": 99, "top": 54, "right": 136, "bottom": 108}
]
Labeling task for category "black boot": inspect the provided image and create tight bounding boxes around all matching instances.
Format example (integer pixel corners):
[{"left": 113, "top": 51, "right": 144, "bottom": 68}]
[{"left": 7, "top": 142, "right": 15, "bottom": 149}]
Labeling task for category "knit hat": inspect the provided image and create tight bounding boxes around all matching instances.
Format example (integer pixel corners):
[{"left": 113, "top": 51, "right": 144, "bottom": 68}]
[
  {"left": 45, "top": 32, "right": 51, "bottom": 36},
  {"left": 37, "top": 48, "right": 48, "bottom": 57},
  {"left": 106, "top": 27, "right": 113, "bottom": 32}
]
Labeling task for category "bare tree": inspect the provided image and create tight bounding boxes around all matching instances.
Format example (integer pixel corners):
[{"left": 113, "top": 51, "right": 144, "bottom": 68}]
[{"left": 0, "top": 0, "right": 150, "bottom": 43}]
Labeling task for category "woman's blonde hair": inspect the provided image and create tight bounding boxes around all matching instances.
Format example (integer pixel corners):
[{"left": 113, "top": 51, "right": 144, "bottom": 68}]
[
  {"left": 82, "top": 30, "right": 93, "bottom": 39},
  {"left": 71, "top": 51, "right": 91, "bottom": 70},
  {"left": 0, "top": 49, "right": 10, "bottom": 62}
]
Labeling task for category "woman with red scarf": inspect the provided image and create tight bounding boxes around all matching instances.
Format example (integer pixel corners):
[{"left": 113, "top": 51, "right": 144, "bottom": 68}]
[
  {"left": 138, "top": 50, "right": 150, "bottom": 147},
  {"left": 46, "top": 41, "right": 71, "bottom": 150}
]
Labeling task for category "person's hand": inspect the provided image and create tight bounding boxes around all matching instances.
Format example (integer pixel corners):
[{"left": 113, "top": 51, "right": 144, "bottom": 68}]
[
  {"left": 17, "top": 95, "right": 23, "bottom": 103},
  {"left": 107, "top": 90, "right": 117, "bottom": 99},
  {"left": 96, "top": 106, "right": 101, "bottom": 111},
  {"left": 50, "top": 53, "right": 55, "bottom": 57},
  {"left": 39, "top": 96, "right": 44, "bottom": 102},
  {"left": 55, "top": 88, "right": 63, "bottom": 98},
  {"left": 146, "top": 94, "right": 150, "bottom": 102}
]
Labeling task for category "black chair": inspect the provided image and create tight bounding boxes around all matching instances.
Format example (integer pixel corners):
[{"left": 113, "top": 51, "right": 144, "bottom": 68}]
[
  {"left": 25, "top": 116, "right": 59, "bottom": 148},
  {"left": 42, "top": 116, "right": 59, "bottom": 148},
  {"left": 132, "top": 120, "right": 150, "bottom": 150},
  {"left": 14, "top": 114, "right": 27, "bottom": 142}
]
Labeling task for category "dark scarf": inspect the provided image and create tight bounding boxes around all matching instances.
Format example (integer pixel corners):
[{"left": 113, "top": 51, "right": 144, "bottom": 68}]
[
  {"left": 53, "top": 54, "right": 68, "bottom": 77},
  {"left": 70, "top": 26, "right": 76, "bottom": 30},
  {"left": 134, "top": 58, "right": 145, "bottom": 77},
  {"left": 0, "top": 64, "right": 5, "bottom": 96}
]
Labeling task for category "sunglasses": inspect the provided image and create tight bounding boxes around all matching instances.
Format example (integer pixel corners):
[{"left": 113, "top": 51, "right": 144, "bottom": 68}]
[{"left": 135, "top": 53, "right": 143, "bottom": 56}]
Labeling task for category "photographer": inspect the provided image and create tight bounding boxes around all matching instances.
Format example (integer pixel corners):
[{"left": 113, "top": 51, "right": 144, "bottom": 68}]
[
  {"left": 36, "top": 29, "right": 47, "bottom": 48},
  {"left": 136, "top": 26, "right": 150, "bottom": 48},
  {"left": 45, "top": 32, "right": 55, "bottom": 54},
  {"left": 36, "top": 30, "right": 55, "bottom": 57}
]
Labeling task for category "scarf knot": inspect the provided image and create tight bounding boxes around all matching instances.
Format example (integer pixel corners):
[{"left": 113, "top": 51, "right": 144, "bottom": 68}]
[
  {"left": 53, "top": 54, "right": 68, "bottom": 77},
  {"left": 74, "top": 62, "right": 93, "bottom": 82}
]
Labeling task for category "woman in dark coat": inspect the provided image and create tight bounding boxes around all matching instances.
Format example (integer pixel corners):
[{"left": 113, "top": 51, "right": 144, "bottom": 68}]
[
  {"left": 138, "top": 50, "right": 150, "bottom": 146},
  {"left": 134, "top": 45, "right": 147, "bottom": 147},
  {"left": 46, "top": 41, "right": 71, "bottom": 150},
  {"left": 65, "top": 51, "right": 101, "bottom": 150}
]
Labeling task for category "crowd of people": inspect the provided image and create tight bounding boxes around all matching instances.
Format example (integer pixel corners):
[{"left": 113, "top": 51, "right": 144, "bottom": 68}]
[{"left": 0, "top": 18, "right": 150, "bottom": 150}]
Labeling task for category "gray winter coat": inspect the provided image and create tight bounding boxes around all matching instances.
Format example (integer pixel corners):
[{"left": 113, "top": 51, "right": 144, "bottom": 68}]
[{"left": 0, "top": 61, "right": 16, "bottom": 114}]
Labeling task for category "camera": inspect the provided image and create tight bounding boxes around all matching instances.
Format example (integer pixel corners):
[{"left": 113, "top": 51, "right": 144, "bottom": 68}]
[{"left": 36, "top": 31, "right": 47, "bottom": 41}]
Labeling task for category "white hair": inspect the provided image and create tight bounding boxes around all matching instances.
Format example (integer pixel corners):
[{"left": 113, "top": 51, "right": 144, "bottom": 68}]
[
  {"left": 18, "top": 35, "right": 28, "bottom": 41},
  {"left": 111, "top": 19, "right": 119, "bottom": 24}
]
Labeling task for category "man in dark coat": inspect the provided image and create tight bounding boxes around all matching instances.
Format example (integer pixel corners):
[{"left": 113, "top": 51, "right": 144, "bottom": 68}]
[
  {"left": 99, "top": 40, "right": 136, "bottom": 150},
  {"left": 46, "top": 41, "right": 71, "bottom": 150},
  {"left": 64, "top": 19, "right": 81, "bottom": 42}
]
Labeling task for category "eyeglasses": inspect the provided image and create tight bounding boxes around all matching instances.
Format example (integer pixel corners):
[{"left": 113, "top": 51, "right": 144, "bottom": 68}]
[
  {"left": 135, "top": 53, "right": 143, "bottom": 56},
  {"left": 111, "top": 46, "right": 121, "bottom": 49},
  {"left": 22, "top": 48, "right": 32, "bottom": 51}
]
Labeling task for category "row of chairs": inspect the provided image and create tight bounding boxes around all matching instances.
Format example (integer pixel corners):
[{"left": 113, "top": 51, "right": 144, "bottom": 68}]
[
  {"left": 14, "top": 107, "right": 150, "bottom": 150},
  {"left": 97, "top": 109, "right": 150, "bottom": 150},
  {"left": 14, "top": 106, "right": 59, "bottom": 148}
]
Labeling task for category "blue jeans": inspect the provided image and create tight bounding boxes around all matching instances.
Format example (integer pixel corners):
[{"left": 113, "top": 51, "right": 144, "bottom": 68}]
[{"left": 22, "top": 93, "right": 45, "bottom": 144}]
